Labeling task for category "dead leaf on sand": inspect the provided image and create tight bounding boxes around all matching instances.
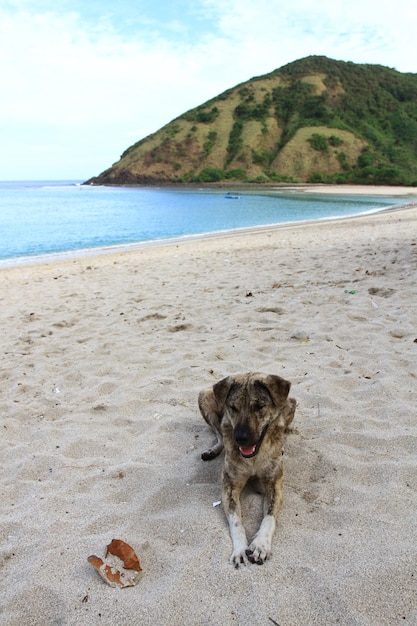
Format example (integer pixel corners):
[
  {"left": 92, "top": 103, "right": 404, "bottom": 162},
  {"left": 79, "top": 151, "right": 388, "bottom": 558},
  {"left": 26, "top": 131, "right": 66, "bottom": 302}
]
[{"left": 88, "top": 539, "right": 142, "bottom": 588}]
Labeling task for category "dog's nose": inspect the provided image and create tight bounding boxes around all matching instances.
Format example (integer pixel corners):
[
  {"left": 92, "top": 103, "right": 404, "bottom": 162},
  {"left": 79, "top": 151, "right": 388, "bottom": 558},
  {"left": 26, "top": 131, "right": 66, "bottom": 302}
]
[{"left": 233, "top": 425, "right": 252, "bottom": 446}]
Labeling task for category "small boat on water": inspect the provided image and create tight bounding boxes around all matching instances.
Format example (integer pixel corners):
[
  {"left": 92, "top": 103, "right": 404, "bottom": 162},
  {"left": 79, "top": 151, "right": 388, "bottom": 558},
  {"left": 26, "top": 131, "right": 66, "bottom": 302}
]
[{"left": 224, "top": 193, "right": 240, "bottom": 199}]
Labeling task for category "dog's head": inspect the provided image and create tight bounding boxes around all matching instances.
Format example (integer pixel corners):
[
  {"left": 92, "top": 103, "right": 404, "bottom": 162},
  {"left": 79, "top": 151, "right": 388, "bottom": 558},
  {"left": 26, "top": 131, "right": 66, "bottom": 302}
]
[{"left": 213, "top": 373, "right": 291, "bottom": 458}]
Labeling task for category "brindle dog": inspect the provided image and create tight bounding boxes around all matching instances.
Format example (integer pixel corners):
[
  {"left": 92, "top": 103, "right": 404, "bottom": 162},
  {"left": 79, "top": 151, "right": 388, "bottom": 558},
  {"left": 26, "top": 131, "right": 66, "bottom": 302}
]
[{"left": 198, "top": 373, "right": 296, "bottom": 567}]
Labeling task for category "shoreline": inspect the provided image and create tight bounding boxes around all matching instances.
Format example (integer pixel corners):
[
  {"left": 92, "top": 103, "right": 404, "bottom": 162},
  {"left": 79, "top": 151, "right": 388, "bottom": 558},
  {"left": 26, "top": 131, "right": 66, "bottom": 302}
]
[
  {"left": 86, "top": 181, "right": 417, "bottom": 196},
  {"left": 1, "top": 187, "right": 416, "bottom": 269},
  {"left": 1, "top": 201, "right": 416, "bottom": 625}
]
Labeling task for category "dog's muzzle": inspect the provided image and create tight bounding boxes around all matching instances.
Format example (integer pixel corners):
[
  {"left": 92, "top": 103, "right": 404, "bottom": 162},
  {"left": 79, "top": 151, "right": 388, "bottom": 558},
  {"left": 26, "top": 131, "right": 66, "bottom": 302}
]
[{"left": 234, "top": 424, "right": 269, "bottom": 458}]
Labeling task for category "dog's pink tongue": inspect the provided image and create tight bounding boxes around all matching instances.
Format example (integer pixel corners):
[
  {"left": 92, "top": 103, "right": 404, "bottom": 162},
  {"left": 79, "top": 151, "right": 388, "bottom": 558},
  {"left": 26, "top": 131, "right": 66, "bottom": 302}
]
[{"left": 239, "top": 445, "right": 256, "bottom": 457}]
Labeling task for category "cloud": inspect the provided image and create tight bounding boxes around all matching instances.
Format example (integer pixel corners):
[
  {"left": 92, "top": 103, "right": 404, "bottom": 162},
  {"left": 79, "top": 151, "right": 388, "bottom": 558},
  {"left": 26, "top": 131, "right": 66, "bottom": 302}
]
[
  {"left": 200, "top": 0, "right": 417, "bottom": 71},
  {"left": 1, "top": 1, "right": 415, "bottom": 130},
  {"left": 0, "top": 8, "right": 233, "bottom": 129},
  {"left": 0, "top": 0, "right": 416, "bottom": 177},
  {"left": 0, "top": 5, "right": 250, "bottom": 176}
]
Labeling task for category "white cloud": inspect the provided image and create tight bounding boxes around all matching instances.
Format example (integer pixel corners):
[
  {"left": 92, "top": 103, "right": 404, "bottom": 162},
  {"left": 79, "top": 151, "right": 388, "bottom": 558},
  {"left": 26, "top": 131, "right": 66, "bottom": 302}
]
[
  {"left": 0, "top": 9, "right": 237, "bottom": 129},
  {"left": 0, "top": 0, "right": 416, "bottom": 178},
  {"left": 200, "top": 0, "right": 417, "bottom": 71}
]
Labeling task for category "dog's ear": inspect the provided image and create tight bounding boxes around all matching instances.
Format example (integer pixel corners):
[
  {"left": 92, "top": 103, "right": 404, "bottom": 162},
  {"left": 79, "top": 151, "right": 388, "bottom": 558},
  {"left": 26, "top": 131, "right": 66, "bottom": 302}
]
[
  {"left": 263, "top": 375, "right": 291, "bottom": 406},
  {"left": 212, "top": 376, "right": 234, "bottom": 411}
]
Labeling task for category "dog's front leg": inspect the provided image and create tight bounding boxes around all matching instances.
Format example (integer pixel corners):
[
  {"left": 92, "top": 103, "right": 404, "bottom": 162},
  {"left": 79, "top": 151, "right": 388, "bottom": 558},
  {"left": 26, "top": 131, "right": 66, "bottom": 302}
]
[
  {"left": 198, "top": 389, "right": 224, "bottom": 460},
  {"left": 247, "top": 471, "right": 284, "bottom": 565},
  {"left": 222, "top": 473, "right": 249, "bottom": 567}
]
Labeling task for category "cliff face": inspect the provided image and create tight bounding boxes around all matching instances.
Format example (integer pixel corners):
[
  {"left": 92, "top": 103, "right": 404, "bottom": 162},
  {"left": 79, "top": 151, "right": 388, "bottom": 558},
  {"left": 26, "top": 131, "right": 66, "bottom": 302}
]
[{"left": 87, "top": 56, "right": 417, "bottom": 186}]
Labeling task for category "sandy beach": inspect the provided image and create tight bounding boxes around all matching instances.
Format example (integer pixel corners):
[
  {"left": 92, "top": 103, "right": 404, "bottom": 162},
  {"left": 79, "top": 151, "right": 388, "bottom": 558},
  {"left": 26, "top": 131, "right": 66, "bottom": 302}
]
[
  {"left": 0, "top": 190, "right": 416, "bottom": 625},
  {"left": 275, "top": 184, "right": 417, "bottom": 196}
]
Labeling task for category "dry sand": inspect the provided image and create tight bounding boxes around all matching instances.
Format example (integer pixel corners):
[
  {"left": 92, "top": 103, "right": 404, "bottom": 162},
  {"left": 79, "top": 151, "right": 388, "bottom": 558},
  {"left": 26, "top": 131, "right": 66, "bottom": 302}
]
[
  {"left": 0, "top": 193, "right": 416, "bottom": 625},
  {"left": 275, "top": 184, "right": 417, "bottom": 196}
]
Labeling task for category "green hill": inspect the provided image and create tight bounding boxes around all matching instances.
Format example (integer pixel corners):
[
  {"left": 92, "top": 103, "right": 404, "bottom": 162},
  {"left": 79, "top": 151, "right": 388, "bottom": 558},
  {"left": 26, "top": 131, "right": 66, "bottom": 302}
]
[{"left": 86, "top": 56, "right": 417, "bottom": 186}]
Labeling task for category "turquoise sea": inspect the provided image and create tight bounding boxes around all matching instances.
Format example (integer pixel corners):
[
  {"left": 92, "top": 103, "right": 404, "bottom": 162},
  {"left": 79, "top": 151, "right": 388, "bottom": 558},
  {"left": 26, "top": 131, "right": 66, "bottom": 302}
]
[{"left": 0, "top": 180, "right": 411, "bottom": 264}]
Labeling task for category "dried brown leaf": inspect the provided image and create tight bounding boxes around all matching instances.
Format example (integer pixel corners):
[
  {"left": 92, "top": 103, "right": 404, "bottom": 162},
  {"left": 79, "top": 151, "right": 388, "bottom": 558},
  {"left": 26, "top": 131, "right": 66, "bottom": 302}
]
[
  {"left": 106, "top": 539, "right": 142, "bottom": 572},
  {"left": 88, "top": 539, "right": 142, "bottom": 588}
]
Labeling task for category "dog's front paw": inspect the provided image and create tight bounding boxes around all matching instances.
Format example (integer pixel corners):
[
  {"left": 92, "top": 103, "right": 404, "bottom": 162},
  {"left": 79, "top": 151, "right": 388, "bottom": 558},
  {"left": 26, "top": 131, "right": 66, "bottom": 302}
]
[
  {"left": 245, "top": 540, "right": 271, "bottom": 565},
  {"left": 229, "top": 547, "right": 250, "bottom": 568}
]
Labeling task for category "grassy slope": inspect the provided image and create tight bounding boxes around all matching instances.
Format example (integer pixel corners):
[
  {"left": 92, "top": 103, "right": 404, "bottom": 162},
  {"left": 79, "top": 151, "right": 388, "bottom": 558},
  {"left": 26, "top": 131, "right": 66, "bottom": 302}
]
[{"left": 88, "top": 56, "right": 417, "bottom": 186}]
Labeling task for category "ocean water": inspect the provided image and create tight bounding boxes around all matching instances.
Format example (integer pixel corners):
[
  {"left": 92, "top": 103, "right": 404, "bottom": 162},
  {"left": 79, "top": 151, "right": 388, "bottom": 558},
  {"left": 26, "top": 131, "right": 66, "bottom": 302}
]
[{"left": 0, "top": 180, "right": 408, "bottom": 263}]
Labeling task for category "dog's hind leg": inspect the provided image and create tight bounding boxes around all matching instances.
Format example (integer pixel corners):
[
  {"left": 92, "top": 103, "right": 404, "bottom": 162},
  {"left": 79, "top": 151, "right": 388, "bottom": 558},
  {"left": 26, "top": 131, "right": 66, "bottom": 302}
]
[
  {"left": 284, "top": 397, "right": 297, "bottom": 431},
  {"left": 198, "top": 388, "right": 224, "bottom": 460},
  {"left": 201, "top": 428, "right": 223, "bottom": 461}
]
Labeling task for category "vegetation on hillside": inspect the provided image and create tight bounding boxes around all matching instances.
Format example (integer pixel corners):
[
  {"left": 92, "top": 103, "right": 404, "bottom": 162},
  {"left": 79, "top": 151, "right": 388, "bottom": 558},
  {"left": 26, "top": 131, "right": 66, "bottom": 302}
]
[{"left": 87, "top": 56, "right": 417, "bottom": 186}]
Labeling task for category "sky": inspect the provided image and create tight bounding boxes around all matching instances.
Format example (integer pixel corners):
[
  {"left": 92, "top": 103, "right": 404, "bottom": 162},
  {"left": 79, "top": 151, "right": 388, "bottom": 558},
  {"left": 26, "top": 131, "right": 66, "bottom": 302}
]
[{"left": 1, "top": 0, "right": 417, "bottom": 180}]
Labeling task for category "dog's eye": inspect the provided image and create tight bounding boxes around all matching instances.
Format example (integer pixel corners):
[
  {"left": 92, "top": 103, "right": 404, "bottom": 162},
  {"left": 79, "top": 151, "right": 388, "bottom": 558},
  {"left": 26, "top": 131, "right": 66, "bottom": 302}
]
[
  {"left": 228, "top": 404, "right": 239, "bottom": 413},
  {"left": 253, "top": 402, "right": 265, "bottom": 412}
]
